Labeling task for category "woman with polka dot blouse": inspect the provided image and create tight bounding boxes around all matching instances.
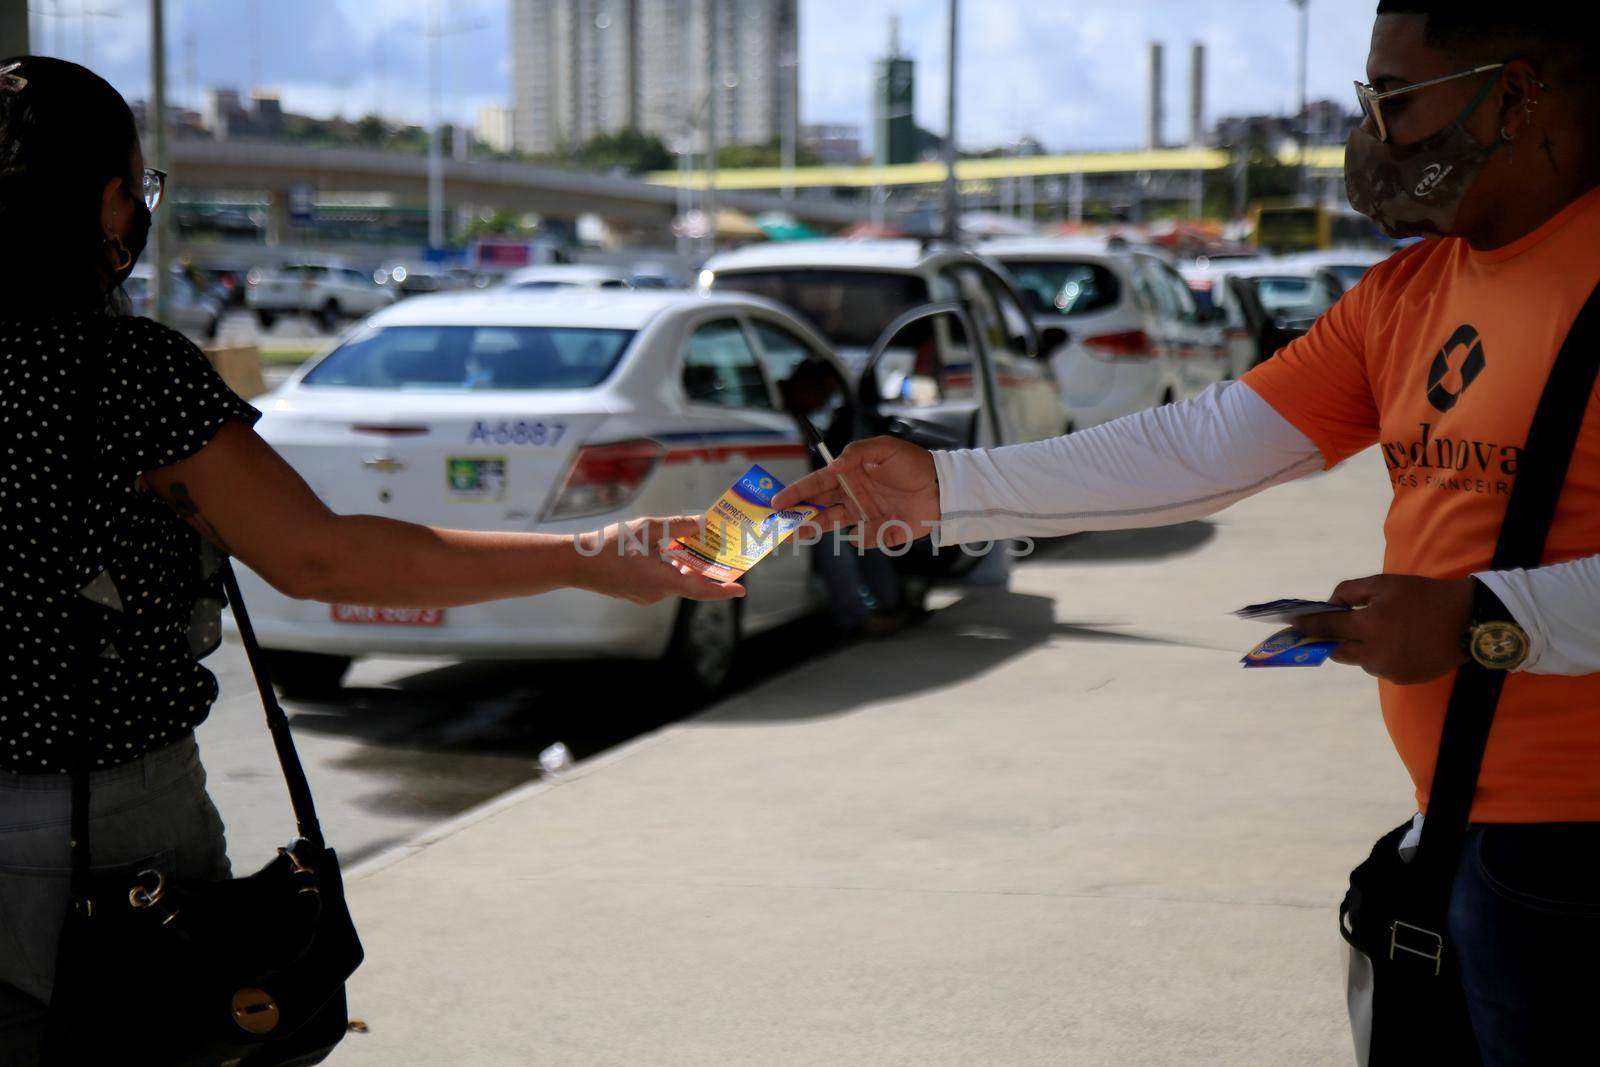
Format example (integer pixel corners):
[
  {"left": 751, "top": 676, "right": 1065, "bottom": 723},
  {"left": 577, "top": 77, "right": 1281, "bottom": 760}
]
[{"left": 0, "top": 57, "right": 742, "bottom": 1055}]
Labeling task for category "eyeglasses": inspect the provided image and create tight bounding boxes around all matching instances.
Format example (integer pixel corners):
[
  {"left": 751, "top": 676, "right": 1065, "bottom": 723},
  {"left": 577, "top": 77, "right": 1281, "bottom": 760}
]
[
  {"left": 1354, "top": 63, "right": 1505, "bottom": 143},
  {"left": 141, "top": 167, "right": 167, "bottom": 212}
]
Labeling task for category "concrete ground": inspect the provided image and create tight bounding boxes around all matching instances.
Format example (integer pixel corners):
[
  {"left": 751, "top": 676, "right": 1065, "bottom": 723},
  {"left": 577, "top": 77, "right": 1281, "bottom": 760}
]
[{"left": 330, "top": 449, "right": 1406, "bottom": 1066}]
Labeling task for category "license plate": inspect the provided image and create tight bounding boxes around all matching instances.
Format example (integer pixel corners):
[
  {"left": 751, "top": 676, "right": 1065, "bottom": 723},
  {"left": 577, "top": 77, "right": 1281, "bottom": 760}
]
[{"left": 330, "top": 605, "right": 444, "bottom": 627}]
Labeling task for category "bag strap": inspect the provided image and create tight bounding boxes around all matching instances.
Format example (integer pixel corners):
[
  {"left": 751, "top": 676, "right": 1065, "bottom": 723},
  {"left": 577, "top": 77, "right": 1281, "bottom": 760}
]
[
  {"left": 220, "top": 560, "right": 326, "bottom": 851},
  {"left": 66, "top": 320, "right": 326, "bottom": 895},
  {"left": 1414, "top": 277, "right": 1600, "bottom": 902}
]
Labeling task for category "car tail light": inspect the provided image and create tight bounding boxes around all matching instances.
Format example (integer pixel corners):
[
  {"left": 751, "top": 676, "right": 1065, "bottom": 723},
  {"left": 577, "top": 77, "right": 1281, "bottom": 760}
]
[
  {"left": 1083, "top": 330, "right": 1155, "bottom": 358},
  {"left": 545, "top": 439, "right": 665, "bottom": 521}
]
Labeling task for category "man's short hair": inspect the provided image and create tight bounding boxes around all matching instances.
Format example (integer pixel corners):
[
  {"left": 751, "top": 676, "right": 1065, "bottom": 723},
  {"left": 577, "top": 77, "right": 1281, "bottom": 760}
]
[{"left": 1375, "top": 1, "right": 1593, "bottom": 95}]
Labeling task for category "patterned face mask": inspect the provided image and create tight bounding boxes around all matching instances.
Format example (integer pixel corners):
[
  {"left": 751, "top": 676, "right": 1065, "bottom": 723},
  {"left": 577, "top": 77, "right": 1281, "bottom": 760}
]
[{"left": 1344, "top": 75, "right": 1507, "bottom": 240}]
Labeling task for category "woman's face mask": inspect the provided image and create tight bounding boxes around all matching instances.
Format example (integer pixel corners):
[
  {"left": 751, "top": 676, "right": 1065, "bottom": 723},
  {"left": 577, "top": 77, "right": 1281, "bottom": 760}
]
[{"left": 1344, "top": 75, "right": 1506, "bottom": 239}]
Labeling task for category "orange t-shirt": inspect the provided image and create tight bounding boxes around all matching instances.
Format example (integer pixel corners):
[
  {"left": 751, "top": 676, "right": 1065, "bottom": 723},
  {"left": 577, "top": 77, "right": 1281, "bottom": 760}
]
[{"left": 1243, "top": 187, "right": 1600, "bottom": 823}]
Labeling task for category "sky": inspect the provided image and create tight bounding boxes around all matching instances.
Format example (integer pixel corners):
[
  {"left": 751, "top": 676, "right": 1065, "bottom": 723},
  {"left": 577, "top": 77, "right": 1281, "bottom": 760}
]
[{"left": 30, "top": 0, "right": 1375, "bottom": 152}]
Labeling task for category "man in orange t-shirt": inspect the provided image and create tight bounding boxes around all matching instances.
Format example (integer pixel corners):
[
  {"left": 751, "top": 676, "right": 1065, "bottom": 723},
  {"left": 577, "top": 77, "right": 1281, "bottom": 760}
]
[{"left": 776, "top": 4, "right": 1600, "bottom": 1060}]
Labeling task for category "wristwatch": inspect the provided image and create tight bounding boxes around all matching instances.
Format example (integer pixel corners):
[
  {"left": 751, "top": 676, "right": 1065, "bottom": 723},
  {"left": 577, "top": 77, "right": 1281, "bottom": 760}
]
[{"left": 1464, "top": 577, "right": 1531, "bottom": 671}]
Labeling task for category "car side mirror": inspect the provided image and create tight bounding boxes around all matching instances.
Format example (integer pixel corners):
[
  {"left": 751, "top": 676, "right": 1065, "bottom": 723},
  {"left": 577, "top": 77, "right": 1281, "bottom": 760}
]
[{"left": 1037, "top": 324, "right": 1070, "bottom": 353}]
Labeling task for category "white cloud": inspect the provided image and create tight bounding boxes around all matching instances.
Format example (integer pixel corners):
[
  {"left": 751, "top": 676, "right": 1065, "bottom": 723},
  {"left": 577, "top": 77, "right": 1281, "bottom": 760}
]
[{"left": 42, "top": 0, "right": 1377, "bottom": 150}]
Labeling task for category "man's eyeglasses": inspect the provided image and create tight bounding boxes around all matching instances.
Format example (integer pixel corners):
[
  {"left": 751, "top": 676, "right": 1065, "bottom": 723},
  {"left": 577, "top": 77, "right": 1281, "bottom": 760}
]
[
  {"left": 141, "top": 167, "right": 167, "bottom": 212},
  {"left": 1354, "top": 63, "right": 1504, "bottom": 143}
]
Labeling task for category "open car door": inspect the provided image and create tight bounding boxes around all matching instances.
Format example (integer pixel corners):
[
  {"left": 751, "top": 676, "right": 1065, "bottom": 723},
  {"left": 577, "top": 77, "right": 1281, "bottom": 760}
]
[{"left": 857, "top": 302, "right": 1005, "bottom": 579}]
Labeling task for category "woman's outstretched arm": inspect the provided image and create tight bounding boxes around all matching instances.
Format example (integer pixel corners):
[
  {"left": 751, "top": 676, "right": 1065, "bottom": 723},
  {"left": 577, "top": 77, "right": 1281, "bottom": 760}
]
[{"left": 142, "top": 421, "right": 742, "bottom": 607}]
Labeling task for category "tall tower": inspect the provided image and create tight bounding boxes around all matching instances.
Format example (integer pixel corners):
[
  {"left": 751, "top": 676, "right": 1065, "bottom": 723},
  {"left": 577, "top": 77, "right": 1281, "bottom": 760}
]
[
  {"left": 1146, "top": 41, "right": 1164, "bottom": 150},
  {"left": 874, "top": 16, "right": 916, "bottom": 166},
  {"left": 1188, "top": 42, "right": 1205, "bottom": 147}
]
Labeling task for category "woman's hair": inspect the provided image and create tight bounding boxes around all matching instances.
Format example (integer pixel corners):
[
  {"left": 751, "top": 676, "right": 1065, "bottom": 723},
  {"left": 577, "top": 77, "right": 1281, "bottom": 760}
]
[{"left": 0, "top": 56, "right": 140, "bottom": 317}]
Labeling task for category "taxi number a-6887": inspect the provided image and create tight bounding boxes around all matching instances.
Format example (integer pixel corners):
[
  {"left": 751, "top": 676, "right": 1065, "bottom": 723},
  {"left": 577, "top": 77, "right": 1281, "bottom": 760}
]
[{"left": 467, "top": 420, "right": 566, "bottom": 446}]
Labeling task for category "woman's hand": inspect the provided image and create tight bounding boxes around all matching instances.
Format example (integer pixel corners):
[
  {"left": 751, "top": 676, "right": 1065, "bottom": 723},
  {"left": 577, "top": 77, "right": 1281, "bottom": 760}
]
[
  {"left": 771, "top": 436, "right": 940, "bottom": 548},
  {"left": 574, "top": 516, "right": 745, "bottom": 605}
]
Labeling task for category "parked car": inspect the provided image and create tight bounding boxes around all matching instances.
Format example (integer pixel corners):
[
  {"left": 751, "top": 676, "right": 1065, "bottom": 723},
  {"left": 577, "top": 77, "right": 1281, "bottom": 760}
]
[
  {"left": 700, "top": 239, "right": 1064, "bottom": 444},
  {"left": 123, "top": 264, "right": 222, "bottom": 344},
  {"left": 503, "top": 264, "right": 635, "bottom": 291},
  {"left": 1271, "top": 248, "right": 1390, "bottom": 295},
  {"left": 1220, "top": 267, "right": 1345, "bottom": 368},
  {"left": 234, "top": 289, "right": 860, "bottom": 696},
  {"left": 246, "top": 262, "right": 398, "bottom": 331},
  {"left": 983, "top": 238, "right": 1232, "bottom": 431}
]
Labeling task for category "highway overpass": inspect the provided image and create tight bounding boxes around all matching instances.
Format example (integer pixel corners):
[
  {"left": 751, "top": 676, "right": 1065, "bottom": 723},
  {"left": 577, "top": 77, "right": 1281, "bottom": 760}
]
[{"left": 169, "top": 140, "right": 868, "bottom": 239}]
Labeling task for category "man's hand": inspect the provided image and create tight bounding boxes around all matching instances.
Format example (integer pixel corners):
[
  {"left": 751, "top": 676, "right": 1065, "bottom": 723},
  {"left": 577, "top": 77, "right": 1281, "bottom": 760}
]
[
  {"left": 575, "top": 517, "right": 745, "bottom": 605},
  {"left": 1295, "top": 574, "right": 1476, "bottom": 685},
  {"left": 771, "top": 436, "right": 939, "bottom": 548}
]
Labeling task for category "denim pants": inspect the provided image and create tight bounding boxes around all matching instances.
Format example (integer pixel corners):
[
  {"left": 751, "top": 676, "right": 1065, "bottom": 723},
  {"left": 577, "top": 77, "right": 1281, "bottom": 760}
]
[
  {"left": 1448, "top": 823, "right": 1600, "bottom": 1065},
  {"left": 0, "top": 735, "right": 230, "bottom": 1065},
  {"left": 813, "top": 533, "right": 903, "bottom": 631}
]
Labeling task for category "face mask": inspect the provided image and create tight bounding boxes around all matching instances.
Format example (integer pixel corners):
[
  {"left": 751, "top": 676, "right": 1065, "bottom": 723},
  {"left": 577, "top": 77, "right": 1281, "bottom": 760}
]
[
  {"left": 111, "top": 198, "right": 152, "bottom": 287},
  {"left": 1344, "top": 75, "right": 1506, "bottom": 239}
]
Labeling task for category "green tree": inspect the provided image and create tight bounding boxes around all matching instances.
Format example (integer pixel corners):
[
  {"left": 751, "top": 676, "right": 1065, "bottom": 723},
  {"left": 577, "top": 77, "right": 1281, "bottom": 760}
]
[{"left": 571, "top": 128, "right": 674, "bottom": 174}]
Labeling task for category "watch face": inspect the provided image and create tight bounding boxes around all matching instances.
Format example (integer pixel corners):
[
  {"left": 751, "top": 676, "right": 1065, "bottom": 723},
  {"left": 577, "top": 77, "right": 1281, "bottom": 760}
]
[{"left": 1471, "top": 622, "right": 1529, "bottom": 669}]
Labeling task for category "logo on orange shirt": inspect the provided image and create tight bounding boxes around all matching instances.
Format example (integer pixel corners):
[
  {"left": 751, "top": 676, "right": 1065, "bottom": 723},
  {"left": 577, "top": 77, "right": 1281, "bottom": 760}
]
[{"left": 1426, "top": 324, "right": 1486, "bottom": 412}]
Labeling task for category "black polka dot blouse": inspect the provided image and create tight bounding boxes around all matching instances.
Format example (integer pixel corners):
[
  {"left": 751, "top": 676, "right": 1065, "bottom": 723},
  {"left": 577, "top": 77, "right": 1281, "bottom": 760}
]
[{"left": 1, "top": 311, "right": 260, "bottom": 774}]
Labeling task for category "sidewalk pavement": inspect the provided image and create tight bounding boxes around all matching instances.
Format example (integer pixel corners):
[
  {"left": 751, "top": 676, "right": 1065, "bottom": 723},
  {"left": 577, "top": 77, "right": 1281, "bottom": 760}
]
[{"left": 331, "top": 450, "right": 1406, "bottom": 1066}]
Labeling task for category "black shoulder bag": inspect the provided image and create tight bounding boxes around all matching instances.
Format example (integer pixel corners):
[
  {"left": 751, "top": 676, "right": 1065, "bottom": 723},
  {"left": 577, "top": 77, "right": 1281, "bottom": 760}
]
[
  {"left": 1338, "top": 279, "right": 1600, "bottom": 1066},
  {"left": 42, "top": 331, "right": 363, "bottom": 1065}
]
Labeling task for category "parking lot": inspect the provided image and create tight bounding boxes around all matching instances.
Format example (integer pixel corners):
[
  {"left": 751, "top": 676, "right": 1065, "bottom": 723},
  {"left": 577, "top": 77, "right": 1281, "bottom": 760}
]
[{"left": 196, "top": 602, "right": 851, "bottom": 870}]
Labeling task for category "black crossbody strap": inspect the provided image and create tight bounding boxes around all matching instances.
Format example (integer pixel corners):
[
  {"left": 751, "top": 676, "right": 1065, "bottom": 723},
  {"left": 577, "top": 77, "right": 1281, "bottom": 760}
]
[
  {"left": 67, "top": 316, "right": 326, "bottom": 889},
  {"left": 1415, "top": 278, "right": 1600, "bottom": 895},
  {"left": 219, "top": 561, "right": 325, "bottom": 850}
]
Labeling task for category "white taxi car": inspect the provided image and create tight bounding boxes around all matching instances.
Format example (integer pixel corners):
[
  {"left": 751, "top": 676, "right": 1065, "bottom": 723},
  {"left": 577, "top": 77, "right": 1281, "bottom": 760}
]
[{"left": 236, "top": 289, "right": 854, "bottom": 695}]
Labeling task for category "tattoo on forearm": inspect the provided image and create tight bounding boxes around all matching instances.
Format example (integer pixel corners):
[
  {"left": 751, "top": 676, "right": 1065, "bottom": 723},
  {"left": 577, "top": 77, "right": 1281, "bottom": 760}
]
[
  {"left": 163, "top": 482, "right": 235, "bottom": 555},
  {"left": 1541, "top": 133, "right": 1560, "bottom": 174}
]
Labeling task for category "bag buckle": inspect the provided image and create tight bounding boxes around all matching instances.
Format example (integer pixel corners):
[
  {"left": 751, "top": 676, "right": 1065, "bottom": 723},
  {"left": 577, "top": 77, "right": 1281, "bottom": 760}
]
[{"left": 1389, "top": 920, "right": 1444, "bottom": 976}]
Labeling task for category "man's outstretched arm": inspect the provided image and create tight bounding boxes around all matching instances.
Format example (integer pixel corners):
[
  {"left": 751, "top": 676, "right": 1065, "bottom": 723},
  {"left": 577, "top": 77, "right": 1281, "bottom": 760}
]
[{"left": 773, "top": 380, "right": 1324, "bottom": 546}]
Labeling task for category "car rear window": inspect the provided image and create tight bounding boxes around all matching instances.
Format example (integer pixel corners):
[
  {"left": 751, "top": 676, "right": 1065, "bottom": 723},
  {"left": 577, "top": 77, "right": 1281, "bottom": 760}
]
[
  {"left": 300, "top": 325, "right": 635, "bottom": 391},
  {"left": 710, "top": 269, "right": 929, "bottom": 348},
  {"left": 997, "top": 260, "right": 1120, "bottom": 317}
]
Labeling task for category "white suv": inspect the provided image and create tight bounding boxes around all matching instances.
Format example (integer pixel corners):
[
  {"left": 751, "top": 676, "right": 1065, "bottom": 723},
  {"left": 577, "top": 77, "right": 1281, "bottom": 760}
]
[
  {"left": 984, "top": 238, "right": 1232, "bottom": 431},
  {"left": 246, "top": 263, "right": 398, "bottom": 331}
]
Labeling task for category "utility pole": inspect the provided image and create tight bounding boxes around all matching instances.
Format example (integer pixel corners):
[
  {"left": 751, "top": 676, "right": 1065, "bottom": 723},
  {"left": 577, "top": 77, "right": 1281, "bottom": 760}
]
[
  {"left": 941, "top": 0, "right": 959, "bottom": 240},
  {"left": 150, "top": 0, "right": 170, "bottom": 325},
  {"left": 0, "top": 5, "right": 27, "bottom": 57},
  {"left": 427, "top": 0, "right": 444, "bottom": 248},
  {"left": 1292, "top": 0, "right": 1308, "bottom": 197},
  {"left": 778, "top": 1, "right": 797, "bottom": 202},
  {"left": 705, "top": 0, "right": 719, "bottom": 251}
]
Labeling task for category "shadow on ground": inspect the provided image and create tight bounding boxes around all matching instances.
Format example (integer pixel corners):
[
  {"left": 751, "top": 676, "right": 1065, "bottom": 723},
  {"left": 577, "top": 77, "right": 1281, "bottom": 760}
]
[
  {"left": 1022, "top": 521, "right": 1216, "bottom": 566},
  {"left": 271, "top": 524, "right": 1219, "bottom": 821}
]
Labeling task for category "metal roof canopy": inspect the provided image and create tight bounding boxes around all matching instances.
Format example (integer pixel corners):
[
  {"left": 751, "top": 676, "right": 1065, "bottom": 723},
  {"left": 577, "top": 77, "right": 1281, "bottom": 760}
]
[{"left": 649, "top": 145, "right": 1346, "bottom": 191}]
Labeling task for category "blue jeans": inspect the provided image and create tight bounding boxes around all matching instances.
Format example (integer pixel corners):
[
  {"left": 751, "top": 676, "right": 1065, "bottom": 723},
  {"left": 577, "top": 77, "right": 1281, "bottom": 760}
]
[
  {"left": 1447, "top": 823, "right": 1600, "bottom": 1065},
  {"left": 0, "top": 735, "right": 229, "bottom": 1065},
  {"left": 813, "top": 533, "right": 903, "bottom": 632}
]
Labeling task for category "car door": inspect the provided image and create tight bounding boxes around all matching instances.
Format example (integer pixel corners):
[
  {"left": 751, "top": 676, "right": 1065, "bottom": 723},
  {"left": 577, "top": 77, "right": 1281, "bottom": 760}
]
[
  {"left": 1154, "top": 260, "right": 1227, "bottom": 394},
  {"left": 967, "top": 263, "right": 1061, "bottom": 442},
  {"left": 1128, "top": 257, "right": 1186, "bottom": 401},
  {"left": 677, "top": 316, "right": 809, "bottom": 625}
]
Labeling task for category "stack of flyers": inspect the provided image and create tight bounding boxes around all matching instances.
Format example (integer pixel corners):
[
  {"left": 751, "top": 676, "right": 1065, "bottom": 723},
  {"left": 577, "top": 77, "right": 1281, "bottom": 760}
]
[
  {"left": 1241, "top": 628, "right": 1342, "bottom": 668},
  {"left": 1233, "top": 598, "right": 1350, "bottom": 623},
  {"left": 1234, "top": 598, "right": 1350, "bottom": 668}
]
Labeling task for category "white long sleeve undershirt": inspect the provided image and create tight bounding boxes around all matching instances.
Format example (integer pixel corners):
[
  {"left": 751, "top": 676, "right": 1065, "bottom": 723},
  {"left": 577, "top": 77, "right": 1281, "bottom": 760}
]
[{"left": 930, "top": 380, "right": 1600, "bottom": 676}]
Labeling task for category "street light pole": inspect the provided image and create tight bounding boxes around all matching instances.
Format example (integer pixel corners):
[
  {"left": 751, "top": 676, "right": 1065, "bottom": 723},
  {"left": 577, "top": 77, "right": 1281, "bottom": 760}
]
[
  {"left": 705, "top": 0, "right": 720, "bottom": 251},
  {"left": 150, "top": 0, "right": 171, "bottom": 326},
  {"left": 1292, "top": 0, "right": 1308, "bottom": 197},
  {"left": 941, "top": 0, "right": 959, "bottom": 240},
  {"left": 427, "top": 0, "right": 444, "bottom": 249}
]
